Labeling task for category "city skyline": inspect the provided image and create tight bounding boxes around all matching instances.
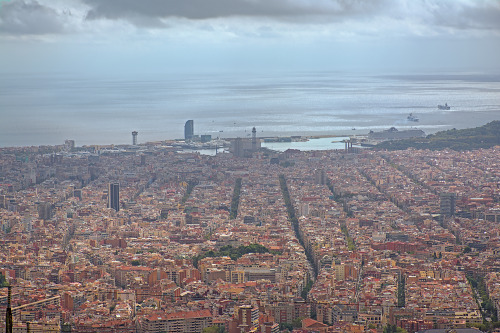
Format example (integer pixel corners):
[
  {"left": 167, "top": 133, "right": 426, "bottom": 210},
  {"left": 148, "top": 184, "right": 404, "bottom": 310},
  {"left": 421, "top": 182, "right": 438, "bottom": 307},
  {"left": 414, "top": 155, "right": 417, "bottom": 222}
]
[
  {"left": 1, "top": 1, "right": 500, "bottom": 332},
  {"left": 1, "top": 139, "right": 499, "bottom": 332}
]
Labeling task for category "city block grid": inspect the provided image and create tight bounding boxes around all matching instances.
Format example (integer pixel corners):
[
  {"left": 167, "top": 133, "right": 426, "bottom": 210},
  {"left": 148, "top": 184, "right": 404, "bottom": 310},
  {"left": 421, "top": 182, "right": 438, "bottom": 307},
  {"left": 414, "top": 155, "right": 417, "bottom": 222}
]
[{"left": 1, "top": 143, "right": 500, "bottom": 333}]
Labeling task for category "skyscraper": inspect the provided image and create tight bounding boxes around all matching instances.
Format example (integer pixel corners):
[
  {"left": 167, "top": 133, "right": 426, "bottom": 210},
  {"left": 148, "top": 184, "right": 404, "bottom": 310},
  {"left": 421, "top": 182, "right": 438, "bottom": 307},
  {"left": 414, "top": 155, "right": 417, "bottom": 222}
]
[
  {"left": 314, "top": 169, "right": 326, "bottom": 185},
  {"left": 108, "top": 183, "right": 120, "bottom": 212},
  {"left": 232, "top": 137, "right": 244, "bottom": 157},
  {"left": 252, "top": 127, "right": 257, "bottom": 152},
  {"left": 37, "top": 202, "right": 54, "bottom": 220},
  {"left": 440, "top": 192, "right": 456, "bottom": 217},
  {"left": 184, "top": 120, "right": 194, "bottom": 140}
]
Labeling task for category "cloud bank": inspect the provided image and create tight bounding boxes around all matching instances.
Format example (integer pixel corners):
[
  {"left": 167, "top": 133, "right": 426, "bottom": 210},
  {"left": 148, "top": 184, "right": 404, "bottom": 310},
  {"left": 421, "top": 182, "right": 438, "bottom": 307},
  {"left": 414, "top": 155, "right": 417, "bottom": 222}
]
[
  {"left": 0, "top": 0, "right": 499, "bottom": 38},
  {"left": 0, "top": 0, "right": 72, "bottom": 34},
  {"left": 1, "top": 0, "right": 499, "bottom": 74},
  {"left": 83, "top": 0, "right": 385, "bottom": 20}
]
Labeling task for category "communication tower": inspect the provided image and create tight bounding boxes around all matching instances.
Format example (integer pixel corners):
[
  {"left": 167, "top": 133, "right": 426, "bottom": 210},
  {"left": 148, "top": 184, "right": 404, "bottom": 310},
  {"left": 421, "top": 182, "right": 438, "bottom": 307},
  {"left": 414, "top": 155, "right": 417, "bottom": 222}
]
[{"left": 132, "top": 131, "right": 138, "bottom": 145}]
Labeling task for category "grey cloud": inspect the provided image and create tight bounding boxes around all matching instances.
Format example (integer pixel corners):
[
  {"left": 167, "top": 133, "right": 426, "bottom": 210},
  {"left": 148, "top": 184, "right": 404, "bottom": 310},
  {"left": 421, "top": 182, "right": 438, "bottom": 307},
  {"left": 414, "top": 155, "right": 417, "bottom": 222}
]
[
  {"left": 0, "top": 0, "right": 69, "bottom": 35},
  {"left": 83, "top": 0, "right": 386, "bottom": 22},
  {"left": 81, "top": 0, "right": 500, "bottom": 34},
  {"left": 3, "top": 0, "right": 499, "bottom": 37},
  {"left": 398, "top": 0, "right": 500, "bottom": 32},
  {"left": 437, "top": 4, "right": 500, "bottom": 31}
]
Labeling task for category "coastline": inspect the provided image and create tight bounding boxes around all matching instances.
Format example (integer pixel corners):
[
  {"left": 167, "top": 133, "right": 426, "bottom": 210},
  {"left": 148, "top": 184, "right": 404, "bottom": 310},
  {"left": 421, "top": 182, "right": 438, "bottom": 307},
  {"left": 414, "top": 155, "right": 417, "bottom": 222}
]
[{"left": 2, "top": 71, "right": 500, "bottom": 148}]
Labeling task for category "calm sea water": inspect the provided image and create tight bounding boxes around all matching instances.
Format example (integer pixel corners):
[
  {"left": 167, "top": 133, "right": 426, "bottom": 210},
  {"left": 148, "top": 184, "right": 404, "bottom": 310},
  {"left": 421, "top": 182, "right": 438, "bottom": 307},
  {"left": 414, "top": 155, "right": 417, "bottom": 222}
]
[
  {"left": 1, "top": 72, "right": 499, "bottom": 147},
  {"left": 261, "top": 137, "right": 351, "bottom": 152}
]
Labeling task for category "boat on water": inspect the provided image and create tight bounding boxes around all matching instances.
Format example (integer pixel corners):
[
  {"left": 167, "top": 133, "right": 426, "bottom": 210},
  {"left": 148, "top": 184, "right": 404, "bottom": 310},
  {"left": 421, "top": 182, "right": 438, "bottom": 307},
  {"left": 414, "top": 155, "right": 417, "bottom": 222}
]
[
  {"left": 407, "top": 113, "right": 419, "bottom": 122},
  {"left": 438, "top": 103, "right": 450, "bottom": 110}
]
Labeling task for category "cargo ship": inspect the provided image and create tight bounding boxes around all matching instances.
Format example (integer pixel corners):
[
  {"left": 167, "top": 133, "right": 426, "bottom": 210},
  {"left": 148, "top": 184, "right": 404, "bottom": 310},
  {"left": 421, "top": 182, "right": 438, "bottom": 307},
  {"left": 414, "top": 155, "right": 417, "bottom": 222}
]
[
  {"left": 407, "top": 113, "right": 419, "bottom": 122},
  {"left": 438, "top": 103, "right": 450, "bottom": 110}
]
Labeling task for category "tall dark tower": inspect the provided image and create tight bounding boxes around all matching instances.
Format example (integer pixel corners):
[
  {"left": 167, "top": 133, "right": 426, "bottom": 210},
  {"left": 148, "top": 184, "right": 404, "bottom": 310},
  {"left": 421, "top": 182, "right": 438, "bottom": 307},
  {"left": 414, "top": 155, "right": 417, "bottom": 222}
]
[
  {"left": 252, "top": 127, "right": 257, "bottom": 152},
  {"left": 440, "top": 192, "right": 456, "bottom": 217},
  {"left": 184, "top": 120, "right": 194, "bottom": 141},
  {"left": 132, "top": 131, "right": 138, "bottom": 145},
  {"left": 233, "top": 138, "right": 243, "bottom": 157},
  {"left": 37, "top": 202, "right": 54, "bottom": 220},
  {"left": 107, "top": 183, "right": 120, "bottom": 212},
  {"left": 5, "top": 286, "right": 12, "bottom": 333},
  {"left": 314, "top": 169, "right": 326, "bottom": 185}
]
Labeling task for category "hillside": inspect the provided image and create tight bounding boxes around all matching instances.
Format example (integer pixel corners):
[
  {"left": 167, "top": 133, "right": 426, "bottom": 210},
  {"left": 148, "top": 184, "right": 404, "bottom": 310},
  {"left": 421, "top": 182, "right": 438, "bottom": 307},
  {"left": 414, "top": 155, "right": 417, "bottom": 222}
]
[{"left": 375, "top": 121, "right": 500, "bottom": 151}]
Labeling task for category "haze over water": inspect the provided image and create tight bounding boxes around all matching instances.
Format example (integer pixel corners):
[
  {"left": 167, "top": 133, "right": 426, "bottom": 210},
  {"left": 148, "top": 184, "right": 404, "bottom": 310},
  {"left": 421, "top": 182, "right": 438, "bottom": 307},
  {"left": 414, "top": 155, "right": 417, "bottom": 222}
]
[
  {"left": 1, "top": 71, "right": 499, "bottom": 147},
  {"left": 2, "top": 0, "right": 500, "bottom": 148}
]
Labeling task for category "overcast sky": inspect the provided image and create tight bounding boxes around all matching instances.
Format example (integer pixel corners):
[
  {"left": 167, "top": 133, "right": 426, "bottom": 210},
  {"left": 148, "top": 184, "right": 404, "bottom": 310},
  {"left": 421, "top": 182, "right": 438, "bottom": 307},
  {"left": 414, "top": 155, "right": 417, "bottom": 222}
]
[{"left": 1, "top": 0, "right": 500, "bottom": 75}]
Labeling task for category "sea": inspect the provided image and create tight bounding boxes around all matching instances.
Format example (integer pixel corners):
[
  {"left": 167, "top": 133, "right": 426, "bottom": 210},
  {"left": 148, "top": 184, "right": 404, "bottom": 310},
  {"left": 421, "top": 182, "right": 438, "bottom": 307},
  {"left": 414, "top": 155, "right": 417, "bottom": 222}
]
[{"left": 1, "top": 71, "right": 499, "bottom": 148}]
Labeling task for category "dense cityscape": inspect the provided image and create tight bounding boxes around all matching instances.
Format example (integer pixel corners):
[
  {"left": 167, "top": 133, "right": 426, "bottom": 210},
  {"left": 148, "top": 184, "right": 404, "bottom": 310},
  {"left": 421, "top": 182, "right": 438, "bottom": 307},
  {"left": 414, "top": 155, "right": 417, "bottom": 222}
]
[
  {"left": 1, "top": 128, "right": 499, "bottom": 333},
  {"left": 2, "top": 0, "right": 500, "bottom": 332}
]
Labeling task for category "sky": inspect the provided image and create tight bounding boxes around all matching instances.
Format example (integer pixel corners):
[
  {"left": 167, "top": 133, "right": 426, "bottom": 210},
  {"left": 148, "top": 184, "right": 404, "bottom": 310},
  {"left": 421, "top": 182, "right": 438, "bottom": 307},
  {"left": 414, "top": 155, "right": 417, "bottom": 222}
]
[{"left": 1, "top": 0, "right": 500, "bottom": 75}]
